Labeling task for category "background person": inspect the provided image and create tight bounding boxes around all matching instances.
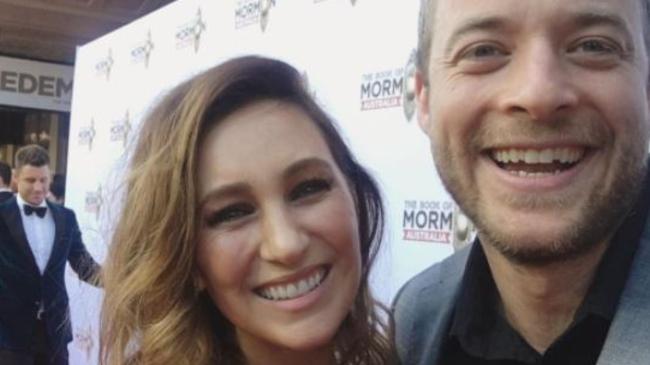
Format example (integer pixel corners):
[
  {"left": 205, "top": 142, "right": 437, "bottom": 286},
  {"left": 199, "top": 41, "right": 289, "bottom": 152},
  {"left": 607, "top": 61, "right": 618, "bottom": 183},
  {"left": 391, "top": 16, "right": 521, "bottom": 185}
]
[
  {"left": 99, "top": 56, "right": 394, "bottom": 365},
  {"left": 393, "top": 0, "right": 650, "bottom": 364},
  {"left": 48, "top": 174, "right": 66, "bottom": 205},
  {"left": 0, "top": 161, "right": 12, "bottom": 203},
  {"left": 0, "top": 144, "right": 102, "bottom": 365}
]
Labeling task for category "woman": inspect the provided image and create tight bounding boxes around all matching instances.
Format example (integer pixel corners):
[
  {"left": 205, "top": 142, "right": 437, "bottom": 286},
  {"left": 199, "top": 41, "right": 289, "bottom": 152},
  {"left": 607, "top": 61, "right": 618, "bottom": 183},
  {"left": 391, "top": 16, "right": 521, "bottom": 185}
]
[{"left": 100, "top": 56, "right": 394, "bottom": 365}]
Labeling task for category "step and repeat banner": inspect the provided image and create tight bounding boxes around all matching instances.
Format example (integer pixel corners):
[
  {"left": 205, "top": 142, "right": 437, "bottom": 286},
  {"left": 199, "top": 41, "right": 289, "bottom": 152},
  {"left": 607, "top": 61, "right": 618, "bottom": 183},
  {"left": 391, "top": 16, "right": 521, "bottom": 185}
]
[{"left": 65, "top": 0, "right": 475, "bottom": 363}]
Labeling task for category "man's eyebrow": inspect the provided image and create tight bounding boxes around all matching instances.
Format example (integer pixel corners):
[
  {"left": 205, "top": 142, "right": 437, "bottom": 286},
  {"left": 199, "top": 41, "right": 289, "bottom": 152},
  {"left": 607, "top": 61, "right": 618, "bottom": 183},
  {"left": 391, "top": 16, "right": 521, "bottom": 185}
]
[
  {"left": 573, "top": 11, "right": 629, "bottom": 31},
  {"left": 442, "top": 10, "right": 635, "bottom": 58},
  {"left": 444, "top": 16, "right": 508, "bottom": 57},
  {"left": 572, "top": 10, "right": 634, "bottom": 46}
]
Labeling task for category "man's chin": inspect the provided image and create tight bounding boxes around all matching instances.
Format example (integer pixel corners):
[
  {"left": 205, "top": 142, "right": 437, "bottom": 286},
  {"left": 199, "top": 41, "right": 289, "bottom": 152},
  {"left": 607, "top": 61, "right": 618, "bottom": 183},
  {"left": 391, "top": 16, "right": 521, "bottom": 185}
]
[
  {"left": 28, "top": 197, "right": 45, "bottom": 206},
  {"left": 478, "top": 226, "right": 602, "bottom": 266}
]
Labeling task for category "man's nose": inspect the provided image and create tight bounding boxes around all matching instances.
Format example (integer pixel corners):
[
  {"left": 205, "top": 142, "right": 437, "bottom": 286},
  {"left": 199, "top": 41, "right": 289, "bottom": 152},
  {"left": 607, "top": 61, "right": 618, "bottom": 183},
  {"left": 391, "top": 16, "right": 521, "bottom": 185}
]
[
  {"left": 259, "top": 205, "right": 309, "bottom": 265},
  {"left": 496, "top": 41, "right": 579, "bottom": 122},
  {"left": 34, "top": 181, "right": 45, "bottom": 193}
]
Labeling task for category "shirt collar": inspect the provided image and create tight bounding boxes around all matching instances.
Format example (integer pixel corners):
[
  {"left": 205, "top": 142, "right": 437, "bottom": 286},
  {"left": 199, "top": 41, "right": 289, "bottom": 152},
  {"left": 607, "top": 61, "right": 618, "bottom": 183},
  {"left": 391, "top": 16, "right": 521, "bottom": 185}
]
[
  {"left": 0, "top": 187, "right": 11, "bottom": 193},
  {"left": 16, "top": 194, "right": 48, "bottom": 209}
]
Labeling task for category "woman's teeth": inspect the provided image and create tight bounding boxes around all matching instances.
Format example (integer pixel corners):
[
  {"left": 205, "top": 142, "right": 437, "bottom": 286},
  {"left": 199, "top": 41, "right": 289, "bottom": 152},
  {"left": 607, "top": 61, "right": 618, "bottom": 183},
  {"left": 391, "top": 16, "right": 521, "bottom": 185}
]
[{"left": 257, "top": 268, "right": 327, "bottom": 301}]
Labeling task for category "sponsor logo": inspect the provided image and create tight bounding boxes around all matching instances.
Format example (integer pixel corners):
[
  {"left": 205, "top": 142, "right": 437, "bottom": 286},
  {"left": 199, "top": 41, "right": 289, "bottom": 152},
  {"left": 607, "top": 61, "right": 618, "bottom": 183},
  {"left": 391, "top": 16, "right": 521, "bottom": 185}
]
[
  {"left": 360, "top": 67, "right": 404, "bottom": 111},
  {"left": 85, "top": 185, "right": 103, "bottom": 221},
  {"left": 109, "top": 110, "right": 131, "bottom": 148},
  {"left": 402, "top": 50, "right": 417, "bottom": 122},
  {"left": 94, "top": 49, "right": 114, "bottom": 81},
  {"left": 131, "top": 30, "right": 155, "bottom": 68},
  {"left": 236, "top": 0, "right": 275, "bottom": 31},
  {"left": 402, "top": 200, "right": 454, "bottom": 244},
  {"left": 78, "top": 119, "right": 96, "bottom": 151},
  {"left": 175, "top": 8, "right": 206, "bottom": 53}
]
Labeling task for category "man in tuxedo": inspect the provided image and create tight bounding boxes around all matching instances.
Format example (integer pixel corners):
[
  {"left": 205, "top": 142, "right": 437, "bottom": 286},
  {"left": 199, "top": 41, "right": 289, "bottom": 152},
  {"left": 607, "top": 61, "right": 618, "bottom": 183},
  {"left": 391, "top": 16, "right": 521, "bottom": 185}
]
[
  {"left": 0, "top": 161, "right": 13, "bottom": 203},
  {"left": 0, "top": 144, "right": 101, "bottom": 365}
]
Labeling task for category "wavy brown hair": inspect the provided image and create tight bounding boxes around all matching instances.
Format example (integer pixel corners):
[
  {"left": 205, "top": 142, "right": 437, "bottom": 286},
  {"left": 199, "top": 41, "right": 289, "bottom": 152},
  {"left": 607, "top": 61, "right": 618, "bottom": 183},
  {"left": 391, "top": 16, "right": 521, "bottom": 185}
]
[{"left": 100, "top": 56, "right": 394, "bottom": 365}]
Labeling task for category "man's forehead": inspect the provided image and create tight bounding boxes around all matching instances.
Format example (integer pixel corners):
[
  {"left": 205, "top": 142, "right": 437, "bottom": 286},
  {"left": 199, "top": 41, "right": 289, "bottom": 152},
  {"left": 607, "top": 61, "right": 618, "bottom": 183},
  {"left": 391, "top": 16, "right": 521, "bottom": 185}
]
[{"left": 432, "top": 0, "right": 643, "bottom": 34}]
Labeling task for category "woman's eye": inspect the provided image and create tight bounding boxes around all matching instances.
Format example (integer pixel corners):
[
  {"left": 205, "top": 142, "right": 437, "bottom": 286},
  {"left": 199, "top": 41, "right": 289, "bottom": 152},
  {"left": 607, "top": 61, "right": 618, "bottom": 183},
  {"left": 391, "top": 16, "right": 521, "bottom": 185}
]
[
  {"left": 206, "top": 203, "right": 254, "bottom": 227},
  {"left": 289, "top": 178, "right": 332, "bottom": 202}
]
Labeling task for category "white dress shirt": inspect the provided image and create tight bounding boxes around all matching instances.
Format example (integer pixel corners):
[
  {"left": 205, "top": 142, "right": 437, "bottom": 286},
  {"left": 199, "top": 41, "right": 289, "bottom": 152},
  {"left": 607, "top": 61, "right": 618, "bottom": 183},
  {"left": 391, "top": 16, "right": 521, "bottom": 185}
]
[{"left": 16, "top": 194, "right": 55, "bottom": 274}]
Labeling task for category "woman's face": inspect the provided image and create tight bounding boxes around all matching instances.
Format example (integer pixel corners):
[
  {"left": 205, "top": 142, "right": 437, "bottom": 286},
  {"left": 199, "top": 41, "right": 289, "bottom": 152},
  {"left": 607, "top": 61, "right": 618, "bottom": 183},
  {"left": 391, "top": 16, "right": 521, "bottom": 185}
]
[{"left": 196, "top": 100, "right": 362, "bottom": 357}]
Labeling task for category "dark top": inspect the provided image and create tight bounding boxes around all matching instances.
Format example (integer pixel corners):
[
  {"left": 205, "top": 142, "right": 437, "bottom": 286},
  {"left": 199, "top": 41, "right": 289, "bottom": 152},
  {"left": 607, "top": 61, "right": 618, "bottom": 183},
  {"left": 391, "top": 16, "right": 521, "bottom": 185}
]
[
  {"left": 440, "top": 174, "right": 650, "bottom": 365},
  {"left": 0, "top": 191, "right": 13, "bottom": 204}
]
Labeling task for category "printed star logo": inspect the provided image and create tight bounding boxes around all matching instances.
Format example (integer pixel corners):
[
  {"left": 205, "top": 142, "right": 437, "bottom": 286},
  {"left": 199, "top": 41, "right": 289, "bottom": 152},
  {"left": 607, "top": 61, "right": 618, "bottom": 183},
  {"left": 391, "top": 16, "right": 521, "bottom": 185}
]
[
  {"left": 192, "top": 8, "right": 207, "bottom": 53},
  {"left": 143, "top": 30, "right": 155, "bottom": 68},
  {"left": 260, "top": 0, "right": 275, "bottom": 32},
  {"left": 402, "top": 50, "right": 417, "bottom": 122},
  {"left": 95, "top": 49, "right": 114, "bottom": 81},
  {"left": 452, "top": 204, "right": 476, "bottom": 252},
  {"left": 78, "top": 119, "right": 96, "bottom": 151}
]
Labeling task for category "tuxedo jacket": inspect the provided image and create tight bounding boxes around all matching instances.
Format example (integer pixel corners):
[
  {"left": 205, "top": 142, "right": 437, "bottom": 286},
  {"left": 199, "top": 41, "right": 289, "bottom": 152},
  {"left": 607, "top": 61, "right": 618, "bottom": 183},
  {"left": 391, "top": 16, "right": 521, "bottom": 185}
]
[
  {"left": 0, "top": 196, "right": 101, "bottom": 353},
  {"left": 393, "top": 212, "right": 650, "bottom": 365}
]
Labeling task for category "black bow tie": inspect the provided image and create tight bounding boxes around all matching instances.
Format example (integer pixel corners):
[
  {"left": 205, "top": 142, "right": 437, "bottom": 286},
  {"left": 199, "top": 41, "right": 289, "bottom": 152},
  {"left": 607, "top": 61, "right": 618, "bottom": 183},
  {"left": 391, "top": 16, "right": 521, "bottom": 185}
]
[{"left": 24, "top": 205, "right": 47, "bottom": 218}]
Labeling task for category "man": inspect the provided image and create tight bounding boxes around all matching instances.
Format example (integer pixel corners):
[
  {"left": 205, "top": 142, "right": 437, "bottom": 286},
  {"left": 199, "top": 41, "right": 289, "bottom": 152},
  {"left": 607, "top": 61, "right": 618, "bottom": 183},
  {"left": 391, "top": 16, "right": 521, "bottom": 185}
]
[
  {"left": 0, "top": 145, "right": 101, "bottom": 365},
  {"left": 393, "top": 0, "right": 650, "bottom": 364},
  {"left": 0, "top": 161, "right": 12, "bottom": 203}
]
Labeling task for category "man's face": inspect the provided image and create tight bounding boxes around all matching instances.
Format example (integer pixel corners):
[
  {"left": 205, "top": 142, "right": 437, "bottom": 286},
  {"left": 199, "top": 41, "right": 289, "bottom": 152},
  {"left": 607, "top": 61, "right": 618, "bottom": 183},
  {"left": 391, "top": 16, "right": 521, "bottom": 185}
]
[
  {"left": 417, "top": 0, "right": 650, "bottom": 263},
  {"left": 14, "top": 165, "right": 51, "bottom": 206}
]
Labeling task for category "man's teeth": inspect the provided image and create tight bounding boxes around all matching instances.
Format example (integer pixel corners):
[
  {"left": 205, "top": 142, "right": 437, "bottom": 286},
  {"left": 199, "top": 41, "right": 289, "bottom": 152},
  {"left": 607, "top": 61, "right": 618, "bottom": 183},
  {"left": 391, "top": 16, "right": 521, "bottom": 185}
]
[
  {"left": 257, "top": 268, "right": 326, "bottom": 301},
  {"left": 492, "top": 147, "right": 584, "bottom": 164}
]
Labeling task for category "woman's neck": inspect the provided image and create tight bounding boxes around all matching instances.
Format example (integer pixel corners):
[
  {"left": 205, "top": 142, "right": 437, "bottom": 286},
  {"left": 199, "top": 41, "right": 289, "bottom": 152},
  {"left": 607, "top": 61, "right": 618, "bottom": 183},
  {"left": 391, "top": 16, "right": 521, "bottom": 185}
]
[{"left": 237, "top": 331, "right": 336, "bottom": 365}]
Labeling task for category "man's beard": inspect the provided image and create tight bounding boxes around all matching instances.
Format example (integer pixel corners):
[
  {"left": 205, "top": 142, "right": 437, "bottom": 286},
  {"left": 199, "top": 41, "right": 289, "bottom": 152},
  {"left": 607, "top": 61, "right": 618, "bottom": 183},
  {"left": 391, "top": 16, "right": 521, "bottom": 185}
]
[{"left": 433, "top": 120, "right": 648, "bottom": 266}]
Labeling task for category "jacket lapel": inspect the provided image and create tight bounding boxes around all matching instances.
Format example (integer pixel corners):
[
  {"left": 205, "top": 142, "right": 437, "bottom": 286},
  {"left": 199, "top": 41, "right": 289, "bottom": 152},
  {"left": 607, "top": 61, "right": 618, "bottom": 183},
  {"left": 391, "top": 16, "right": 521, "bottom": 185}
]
[
  {"left": 597, "top": 214, "right": 650, "bottom": 365},
  {"left": 43, "top": 201, "right": 65, "bottom": 273},
  {"left": 0, "top": 197, "right": 40, "bottom": 273}
]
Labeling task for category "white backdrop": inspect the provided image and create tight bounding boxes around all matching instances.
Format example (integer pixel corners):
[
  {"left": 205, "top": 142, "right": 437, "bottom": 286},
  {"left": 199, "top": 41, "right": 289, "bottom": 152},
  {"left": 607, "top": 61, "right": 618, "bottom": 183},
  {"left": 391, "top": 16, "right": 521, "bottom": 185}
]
[{"left": 65, "top": 1, "right": 473, "bottom": 363}]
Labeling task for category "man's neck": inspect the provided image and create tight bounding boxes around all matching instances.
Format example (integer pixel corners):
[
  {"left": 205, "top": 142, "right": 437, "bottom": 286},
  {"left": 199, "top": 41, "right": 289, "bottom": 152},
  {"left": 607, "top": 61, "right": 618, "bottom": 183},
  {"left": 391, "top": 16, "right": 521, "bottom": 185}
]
[{"left": 482, "top": 239, "right": 609, "bottom": 354}]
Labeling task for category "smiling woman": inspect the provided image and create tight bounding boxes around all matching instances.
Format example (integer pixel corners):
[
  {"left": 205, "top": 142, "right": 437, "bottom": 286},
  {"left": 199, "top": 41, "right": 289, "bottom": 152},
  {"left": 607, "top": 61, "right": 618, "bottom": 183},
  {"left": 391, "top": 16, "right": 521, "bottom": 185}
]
[{"left": 99, "top": 56, "right": 394, "bottom": 365}]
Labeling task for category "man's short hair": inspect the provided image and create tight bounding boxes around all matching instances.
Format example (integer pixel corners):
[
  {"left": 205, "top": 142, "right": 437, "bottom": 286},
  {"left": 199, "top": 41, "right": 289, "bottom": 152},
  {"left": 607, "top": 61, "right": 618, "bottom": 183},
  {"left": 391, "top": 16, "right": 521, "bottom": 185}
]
[
  {"left": 14, "top": 144, "right": 50, "bottom": 171},
  {"left": 0, "top": 161, "right": 11, "bottom": 186},
  {"left": 416, "top": 0, "right": 650, "bottom": 78}
]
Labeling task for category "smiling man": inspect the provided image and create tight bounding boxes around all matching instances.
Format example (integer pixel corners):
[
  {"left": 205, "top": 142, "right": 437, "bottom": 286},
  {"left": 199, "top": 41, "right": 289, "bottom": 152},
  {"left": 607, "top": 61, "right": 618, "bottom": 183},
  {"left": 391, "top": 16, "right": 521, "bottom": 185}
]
[{"left": 393, "top": 0, "right": 650, "bottom": 364}]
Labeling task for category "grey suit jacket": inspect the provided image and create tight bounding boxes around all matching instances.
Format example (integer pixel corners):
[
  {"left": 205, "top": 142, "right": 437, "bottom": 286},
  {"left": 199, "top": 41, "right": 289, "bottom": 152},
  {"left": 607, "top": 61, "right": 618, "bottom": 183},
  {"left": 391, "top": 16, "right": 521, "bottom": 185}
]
[{"left": 393, "top": 213, "right": 650, "bottom": 365}]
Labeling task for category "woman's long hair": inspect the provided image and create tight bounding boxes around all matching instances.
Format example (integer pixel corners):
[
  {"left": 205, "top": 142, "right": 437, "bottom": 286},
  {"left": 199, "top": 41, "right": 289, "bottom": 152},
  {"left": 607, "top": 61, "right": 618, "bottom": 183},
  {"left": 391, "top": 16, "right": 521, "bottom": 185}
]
[{"left": 100, "top": 56, "right": 394, "bottom": 365}]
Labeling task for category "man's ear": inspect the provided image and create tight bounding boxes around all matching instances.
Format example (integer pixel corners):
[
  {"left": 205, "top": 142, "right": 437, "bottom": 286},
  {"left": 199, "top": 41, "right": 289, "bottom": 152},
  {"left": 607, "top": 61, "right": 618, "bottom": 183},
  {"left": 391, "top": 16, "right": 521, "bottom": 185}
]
[
  {"left": 11, "top": 168, "right": 17, "bottom": 185},
  {"left": 416, "top": 70, "right": 431, "bottom": 133}
]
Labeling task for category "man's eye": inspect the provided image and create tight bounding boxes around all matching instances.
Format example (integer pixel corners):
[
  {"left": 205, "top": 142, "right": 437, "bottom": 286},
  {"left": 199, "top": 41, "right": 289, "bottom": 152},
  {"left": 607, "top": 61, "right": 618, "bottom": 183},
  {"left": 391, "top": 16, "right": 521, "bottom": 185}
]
[
  {"left": 571, "top": 39, "right": 619, "bottom": 54},
  {"left": 206, "top": 203, "right": 254, "bottom": 227},
  {"left": 289, "top": 178, "right": 332, "bottom": 202},
  {"left": 461, "top": 44, "right": 506, "bottom": 60}
]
